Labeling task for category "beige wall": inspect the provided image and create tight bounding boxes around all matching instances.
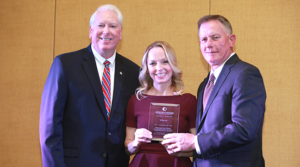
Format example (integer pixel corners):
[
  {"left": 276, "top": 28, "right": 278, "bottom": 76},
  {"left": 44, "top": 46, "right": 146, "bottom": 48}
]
[
  {"left": 0, "top": 0, "right": 55, "bottom": 166},
  {"left": 0, "top": 0, "right": 299, "bottom": 166}
]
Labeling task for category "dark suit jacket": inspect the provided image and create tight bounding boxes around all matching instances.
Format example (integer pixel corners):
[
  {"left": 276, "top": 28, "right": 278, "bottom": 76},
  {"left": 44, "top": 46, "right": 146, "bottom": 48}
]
[
  {"left": 39, "top": 45, "right": 140, "bottom": 167},
  {"left": 193, "top": 54, "right": 266, "bottom": 167}
]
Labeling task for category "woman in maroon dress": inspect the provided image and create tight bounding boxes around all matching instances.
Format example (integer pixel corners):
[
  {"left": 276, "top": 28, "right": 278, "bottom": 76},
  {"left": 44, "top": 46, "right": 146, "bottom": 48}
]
[{"left": 125, "top": 41, "right": 197, "bottom": 167}]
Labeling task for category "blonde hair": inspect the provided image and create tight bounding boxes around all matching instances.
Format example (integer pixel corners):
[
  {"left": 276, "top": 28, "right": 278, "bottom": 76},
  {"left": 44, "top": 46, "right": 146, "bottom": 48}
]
[{"left": 136, "top": 41, "right": 184, "bottom": 100}]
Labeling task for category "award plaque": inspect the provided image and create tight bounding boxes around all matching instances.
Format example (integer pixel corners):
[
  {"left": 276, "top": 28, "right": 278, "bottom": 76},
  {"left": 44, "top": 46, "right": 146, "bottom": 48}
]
[{"left": 148, "top": 103, "right": 180, "bottom": 141}]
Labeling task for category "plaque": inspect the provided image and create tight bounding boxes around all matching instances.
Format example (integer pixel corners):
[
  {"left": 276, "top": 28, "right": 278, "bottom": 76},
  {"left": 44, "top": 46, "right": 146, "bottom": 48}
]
[{"left": 148, "top": 103, "right": 180, "bottom": 141}]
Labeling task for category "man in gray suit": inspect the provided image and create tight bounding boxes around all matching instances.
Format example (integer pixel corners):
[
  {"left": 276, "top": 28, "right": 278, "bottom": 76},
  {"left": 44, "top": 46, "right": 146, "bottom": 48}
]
[{"left": 162, "top": 15, "right": 266, "bottom": 167}]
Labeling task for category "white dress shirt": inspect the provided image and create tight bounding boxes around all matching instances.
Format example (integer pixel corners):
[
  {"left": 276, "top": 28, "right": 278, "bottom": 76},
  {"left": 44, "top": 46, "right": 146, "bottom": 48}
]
[
  {"left": 195, "top": 52, "right": 235, "bottom": 154},
  {"left": 91, "top": 46, "right": 116, "bottom": 107}
]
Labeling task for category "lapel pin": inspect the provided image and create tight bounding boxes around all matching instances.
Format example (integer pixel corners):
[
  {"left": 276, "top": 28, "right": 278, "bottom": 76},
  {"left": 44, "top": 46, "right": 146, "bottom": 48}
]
[{"left": 120, "top": 72, "right": 122, "bottom": 75}]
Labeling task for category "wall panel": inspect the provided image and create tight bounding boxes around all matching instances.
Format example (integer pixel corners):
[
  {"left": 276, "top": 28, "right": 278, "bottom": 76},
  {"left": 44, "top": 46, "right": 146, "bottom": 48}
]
[
  {"left": 54, "top": 0, "right": 209, "bottom": 95},
  {"left": 0, "top": 0, "right": 55, "bottom": 166},
  {"left": 210, "top": 0, "right": 300, "bottom": 166}
]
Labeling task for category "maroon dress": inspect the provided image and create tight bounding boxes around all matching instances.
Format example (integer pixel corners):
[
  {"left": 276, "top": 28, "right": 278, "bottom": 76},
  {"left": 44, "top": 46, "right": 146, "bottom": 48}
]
[{"left": 126, "top": 93, "right": 197, "bottom": 167}]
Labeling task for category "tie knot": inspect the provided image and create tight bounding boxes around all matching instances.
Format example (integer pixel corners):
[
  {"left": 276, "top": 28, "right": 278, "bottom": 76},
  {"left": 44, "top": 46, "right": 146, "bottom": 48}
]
[
  {"left": 209, "top": 74, "right": 215, "bottom": 82},
  {"left": 104, "top": 60, "right": 110, "bottom": 67}
]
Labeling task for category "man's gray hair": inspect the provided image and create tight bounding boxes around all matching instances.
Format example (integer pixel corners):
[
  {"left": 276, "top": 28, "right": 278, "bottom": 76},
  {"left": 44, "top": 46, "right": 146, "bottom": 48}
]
[{"left": 89, "top": 4, "right": 123, "bottom": 28}]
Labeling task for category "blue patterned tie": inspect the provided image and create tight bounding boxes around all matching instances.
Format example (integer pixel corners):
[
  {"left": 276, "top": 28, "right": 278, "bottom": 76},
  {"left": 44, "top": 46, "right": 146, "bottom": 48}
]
[{"left": 102, "top": 60, "right": 111, "bottom": 121}]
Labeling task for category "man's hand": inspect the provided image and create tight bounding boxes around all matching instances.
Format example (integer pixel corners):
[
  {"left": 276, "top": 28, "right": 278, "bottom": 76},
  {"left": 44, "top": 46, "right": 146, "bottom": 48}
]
[{"left": 161, "top": 133, "right": 196, "bottom": 154}]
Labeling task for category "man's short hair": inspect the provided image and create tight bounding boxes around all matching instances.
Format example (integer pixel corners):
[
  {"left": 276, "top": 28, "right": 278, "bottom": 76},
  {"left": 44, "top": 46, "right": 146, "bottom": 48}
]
[
  {"left": 89, "top": 4, "right": 123, "bottom": 28},
  {"left": 197, "top": 15, "right": 232, "bottom": 35}
]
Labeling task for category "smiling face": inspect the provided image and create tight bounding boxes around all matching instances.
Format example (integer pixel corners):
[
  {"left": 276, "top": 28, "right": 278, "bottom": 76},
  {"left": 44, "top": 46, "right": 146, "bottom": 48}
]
[
  {"left": 199, "top": 20, "right": 236, "bottom": 71},
  {"left": 147, "top": 47, "right": 173, "bottom": 88},
  {"left": 89, "top": 9, "right": 122, "bottom": 59}
]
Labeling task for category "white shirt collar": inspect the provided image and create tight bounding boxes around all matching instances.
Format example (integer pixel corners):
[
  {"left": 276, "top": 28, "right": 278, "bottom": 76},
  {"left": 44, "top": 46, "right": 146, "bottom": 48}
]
[
  {"left": 91, "top": 46, "right": 116, "bottom": 66},
  {"left": 210, "top": 52, "right": 235, "bottom": 83}
]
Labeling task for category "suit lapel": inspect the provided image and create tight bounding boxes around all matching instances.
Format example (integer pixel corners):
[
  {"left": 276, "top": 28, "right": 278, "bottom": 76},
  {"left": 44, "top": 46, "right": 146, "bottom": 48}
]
[
  {"left": 199, "top": 54, "right": 240, "bottom": 126},
  {"left": 110, "top": 53, "right": 126, "bottom": 118},
  {"left": 82, "top": 45, "right": 109, "bottom": 122},
  {"left": 196, "top": 76, "right": 208, "bottom": 131}
]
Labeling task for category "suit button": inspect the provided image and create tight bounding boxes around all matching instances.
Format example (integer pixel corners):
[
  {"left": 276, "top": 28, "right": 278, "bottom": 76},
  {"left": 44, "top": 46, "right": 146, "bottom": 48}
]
[
  {"left": 103, "top": 153, "right": 107, "bottom": 157},
  {"left": 108, "top": 132, "right": 111, "bottom": 135}
]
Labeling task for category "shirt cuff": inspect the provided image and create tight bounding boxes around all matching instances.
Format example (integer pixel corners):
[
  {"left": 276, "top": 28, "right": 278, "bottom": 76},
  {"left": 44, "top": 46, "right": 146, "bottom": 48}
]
[{"left": 195, "top": 135, "right": 201, "bottom": 154}]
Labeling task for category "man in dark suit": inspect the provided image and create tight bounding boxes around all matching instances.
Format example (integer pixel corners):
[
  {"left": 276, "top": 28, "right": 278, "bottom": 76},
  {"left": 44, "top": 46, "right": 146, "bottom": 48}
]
[
  {"left": 162, "top": 15, "right": 266, "bottom": 167},
  {"left": 39, "top": 4, "right": 140, "bottom": 167}
]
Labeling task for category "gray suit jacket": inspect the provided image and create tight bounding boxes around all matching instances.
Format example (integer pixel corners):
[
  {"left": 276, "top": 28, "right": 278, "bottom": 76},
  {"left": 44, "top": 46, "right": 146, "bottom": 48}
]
[{"left": 193, "top": 54, "right": 266, "bottom": 167}]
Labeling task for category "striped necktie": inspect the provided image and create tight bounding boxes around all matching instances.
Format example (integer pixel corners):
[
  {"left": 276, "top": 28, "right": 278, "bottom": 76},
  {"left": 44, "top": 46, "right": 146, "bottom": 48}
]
[
  {"left": 203, "top": 73, "right": 215, "bottom": 110},
  {"left": 102, "top": 60, "right": 111, "bottom": 121}
]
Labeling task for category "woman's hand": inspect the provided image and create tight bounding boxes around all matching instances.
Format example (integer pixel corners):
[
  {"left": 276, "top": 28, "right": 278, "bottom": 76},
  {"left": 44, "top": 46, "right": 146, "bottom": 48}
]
[
  {"left": 125, "top": 127, "right": 152, "bottom": 155},
  {"left": 133, "top": 128, "right": 152, "bottom": 147}
]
